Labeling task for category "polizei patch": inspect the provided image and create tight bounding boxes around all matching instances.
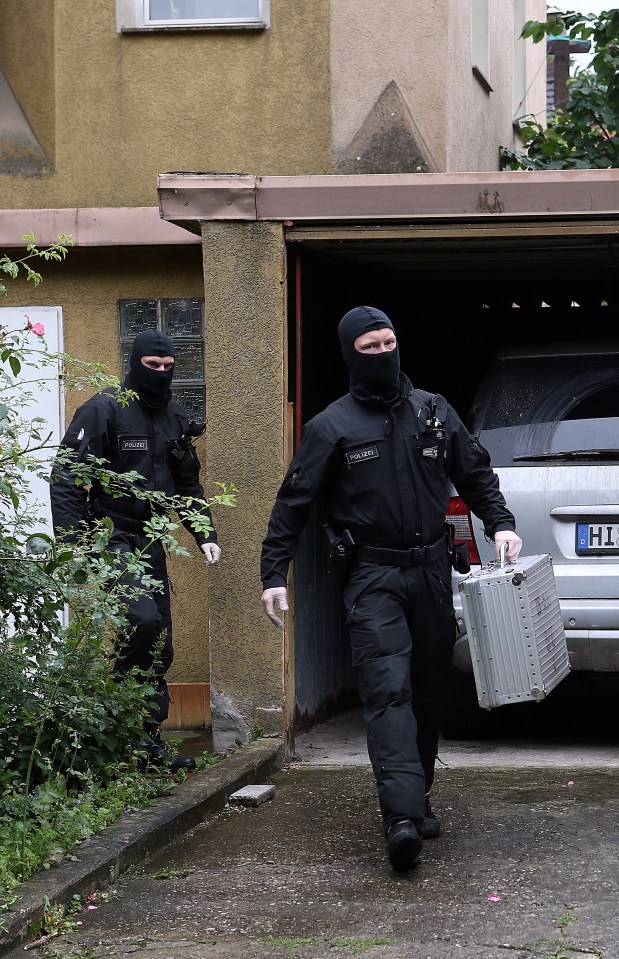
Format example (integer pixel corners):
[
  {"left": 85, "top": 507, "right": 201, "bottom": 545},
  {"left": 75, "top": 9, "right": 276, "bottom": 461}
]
[
  {"left": 121, "top": 437, "right": 149, "bottom": 451},
  {"left": 346, "top": 445, "right": 379, "bottom": 466}
]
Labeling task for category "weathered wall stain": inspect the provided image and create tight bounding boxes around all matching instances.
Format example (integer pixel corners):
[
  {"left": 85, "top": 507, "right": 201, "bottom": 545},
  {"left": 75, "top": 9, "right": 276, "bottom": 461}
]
[{"left": 335, "top": 81, "right": 437, "bottom": 175}]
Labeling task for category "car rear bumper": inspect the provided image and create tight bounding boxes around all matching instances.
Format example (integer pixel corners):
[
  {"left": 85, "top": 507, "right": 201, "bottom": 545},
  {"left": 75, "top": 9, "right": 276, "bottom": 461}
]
[{"left": 452, "top": 592, "right": 619, "bottom": 672}]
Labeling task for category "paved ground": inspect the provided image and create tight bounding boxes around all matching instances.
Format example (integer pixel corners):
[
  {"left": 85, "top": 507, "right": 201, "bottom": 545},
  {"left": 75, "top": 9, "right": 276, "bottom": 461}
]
[
  {"left": 294, "top": 708, "right": 619, "bottom": 769},
  {"left": 11, "top": 711, "right": 618, "bottom": 959}
]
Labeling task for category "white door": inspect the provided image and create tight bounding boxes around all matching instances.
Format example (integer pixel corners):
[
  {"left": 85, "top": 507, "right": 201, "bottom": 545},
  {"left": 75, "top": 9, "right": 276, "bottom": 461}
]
[{"left": 0, "top": 306, "right": 64, "bottom": 537}]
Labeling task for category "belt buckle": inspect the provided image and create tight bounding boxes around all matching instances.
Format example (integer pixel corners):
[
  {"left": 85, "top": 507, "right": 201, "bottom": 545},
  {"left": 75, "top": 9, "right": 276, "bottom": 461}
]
[{"left": 410, "top": 546, "right": 423, "bottom": 564}]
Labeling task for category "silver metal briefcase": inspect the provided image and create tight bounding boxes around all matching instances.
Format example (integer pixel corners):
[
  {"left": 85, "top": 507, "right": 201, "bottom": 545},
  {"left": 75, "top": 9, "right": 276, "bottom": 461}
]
[{"left": 458, "top": 549, "right": 570, "bottom": 710}]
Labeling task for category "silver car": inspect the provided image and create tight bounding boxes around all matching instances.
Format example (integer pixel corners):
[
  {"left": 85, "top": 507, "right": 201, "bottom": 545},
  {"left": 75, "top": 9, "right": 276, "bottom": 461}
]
[{"left": 443, "top": 342, "right": 619, "bottom": 737}]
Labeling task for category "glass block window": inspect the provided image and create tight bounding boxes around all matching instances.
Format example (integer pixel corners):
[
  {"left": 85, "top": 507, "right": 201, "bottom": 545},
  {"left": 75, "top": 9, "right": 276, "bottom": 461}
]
[{"left": 119, "top": 297, "right": 206, "bottom": 422}]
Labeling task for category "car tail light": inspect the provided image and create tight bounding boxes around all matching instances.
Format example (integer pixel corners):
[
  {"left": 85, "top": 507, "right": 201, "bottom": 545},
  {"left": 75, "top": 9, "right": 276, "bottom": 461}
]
[{"left": 446, "top": 496, "right": 481, "bottom": 565}]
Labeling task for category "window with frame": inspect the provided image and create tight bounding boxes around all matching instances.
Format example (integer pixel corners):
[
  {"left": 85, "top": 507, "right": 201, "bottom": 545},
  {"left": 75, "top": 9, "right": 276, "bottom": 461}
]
[
  {"left": 117, "top": 0, "right": 269, "bottom": 32},
  {"left": 119, "top": 297, "right": 206, "bottom": 422}
]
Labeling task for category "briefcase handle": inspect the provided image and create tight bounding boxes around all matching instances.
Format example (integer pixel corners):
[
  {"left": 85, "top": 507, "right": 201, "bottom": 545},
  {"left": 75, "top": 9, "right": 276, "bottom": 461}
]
[{"left": 499, "top": 542, "right": 508, "bottom": 568}]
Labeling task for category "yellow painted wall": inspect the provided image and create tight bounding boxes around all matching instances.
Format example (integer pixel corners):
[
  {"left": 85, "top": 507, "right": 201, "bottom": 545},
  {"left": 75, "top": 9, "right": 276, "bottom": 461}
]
[
  {"left": 0, "top": 1, "right": 56, "bottom": 161},
  {"left": 0, "top": 0, "right": 331, "bottom": 208},
  {"left": 2, "top": 246, "right": 215, "bottom": 689},
  {"left": 200, "top": 220, "right": 287, "bottom": 749}
]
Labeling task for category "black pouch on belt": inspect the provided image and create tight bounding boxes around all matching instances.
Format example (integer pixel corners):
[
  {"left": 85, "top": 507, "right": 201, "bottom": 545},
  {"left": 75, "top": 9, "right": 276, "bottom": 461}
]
[{"left": 322, "top": 523, "right": 355, "bottom": 574}]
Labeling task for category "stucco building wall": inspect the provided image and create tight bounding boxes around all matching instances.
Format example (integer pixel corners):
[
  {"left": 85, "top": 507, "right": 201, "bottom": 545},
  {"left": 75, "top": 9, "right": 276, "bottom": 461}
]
[
  {"left": 446, "top": 0, "right": 547, "bottom": 172},
  {"left": 0, "top": 2, "right": 56, "bottom": 163},
  {"left": 331, "top": 1, "right": 547, "bottom": 175},
  {"left": 330, "top": 0, "right": 448, "bottom": 173},
  {"left": 0, "top": 1, "right": 549, "bottom": 203},
  {"left": 0, "top": 0, "right": 332, "bottom": 209},
  {"left": 200, "top": 221, "right": 287, "bottom": 746}
]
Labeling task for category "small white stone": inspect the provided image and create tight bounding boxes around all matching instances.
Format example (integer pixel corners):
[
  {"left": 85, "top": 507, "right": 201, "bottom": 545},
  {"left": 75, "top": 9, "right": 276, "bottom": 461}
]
[{"left": 228, "top": 784, "right": 275, "bottom": 807}]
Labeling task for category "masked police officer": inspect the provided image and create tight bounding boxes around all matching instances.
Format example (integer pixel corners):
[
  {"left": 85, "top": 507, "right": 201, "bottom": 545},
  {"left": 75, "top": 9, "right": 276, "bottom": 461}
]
[
  {"left": 261, "top": 306, "right": 522, "bottom": 871},
  {"left": 51, "top": 330, "right": 220, "bottom": 774}
]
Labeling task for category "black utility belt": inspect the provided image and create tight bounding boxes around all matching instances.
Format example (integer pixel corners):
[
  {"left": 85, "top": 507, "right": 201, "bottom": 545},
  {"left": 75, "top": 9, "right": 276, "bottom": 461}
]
[{"left": 354, "top": 537, "right": 446, "bottom": 567}]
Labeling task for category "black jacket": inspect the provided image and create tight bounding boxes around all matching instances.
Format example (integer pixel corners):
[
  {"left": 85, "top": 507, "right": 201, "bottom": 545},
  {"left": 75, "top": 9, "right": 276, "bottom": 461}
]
[
  {"left": 50, "top": 382, "right": 216, "bottom": 547},
  {"left": 261, "top": 375, "right": 515, "bottom": 588}
]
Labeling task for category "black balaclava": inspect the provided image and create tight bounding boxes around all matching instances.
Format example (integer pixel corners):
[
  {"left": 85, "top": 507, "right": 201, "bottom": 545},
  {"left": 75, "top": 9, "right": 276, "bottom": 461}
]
[
  {"left": 129, "top": 330, "right": 176, "bottom": 408},
  {"left": 338, "top": 306, "right": 401, "bottom": 404}
]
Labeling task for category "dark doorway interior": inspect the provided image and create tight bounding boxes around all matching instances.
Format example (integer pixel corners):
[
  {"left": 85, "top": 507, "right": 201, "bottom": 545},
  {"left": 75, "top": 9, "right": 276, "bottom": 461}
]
[{"left": 287, "top": 228, "right": 619, "bottom": 736}]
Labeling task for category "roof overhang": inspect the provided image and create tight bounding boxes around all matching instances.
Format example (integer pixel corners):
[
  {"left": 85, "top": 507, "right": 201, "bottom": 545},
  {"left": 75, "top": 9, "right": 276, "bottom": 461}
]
[
  {"left": 0, "top": 206, "right": 201, "bottom": 248},
  {"left": 157, "top": 170, "right": 619, "bottom": 238}
]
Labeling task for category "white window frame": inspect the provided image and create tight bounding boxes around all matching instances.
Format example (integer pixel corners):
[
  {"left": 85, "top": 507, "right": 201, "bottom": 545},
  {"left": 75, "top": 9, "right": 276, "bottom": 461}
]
[{"left": 117, "top": 0, "right": 269, "bottom": 32}]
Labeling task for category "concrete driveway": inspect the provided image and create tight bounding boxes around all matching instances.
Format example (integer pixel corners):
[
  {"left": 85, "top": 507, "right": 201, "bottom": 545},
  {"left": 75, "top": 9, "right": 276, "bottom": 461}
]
[{"left": 17, "top": 709, "right": 618, "bottom": 959}]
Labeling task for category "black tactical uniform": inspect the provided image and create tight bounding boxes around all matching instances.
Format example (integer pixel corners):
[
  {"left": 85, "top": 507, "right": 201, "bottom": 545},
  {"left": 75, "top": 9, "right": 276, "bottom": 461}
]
[
  {"left": 51, "top": 331, "right": 217, "bottom": 742},
  {"left": 261, "top": 307, "right": 517, "bottom": 864}
]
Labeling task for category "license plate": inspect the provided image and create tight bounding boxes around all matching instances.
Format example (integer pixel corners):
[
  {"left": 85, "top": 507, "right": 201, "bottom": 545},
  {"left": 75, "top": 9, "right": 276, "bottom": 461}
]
[{"left": 576, "top": 521, "right": 619, "bottom": 555}]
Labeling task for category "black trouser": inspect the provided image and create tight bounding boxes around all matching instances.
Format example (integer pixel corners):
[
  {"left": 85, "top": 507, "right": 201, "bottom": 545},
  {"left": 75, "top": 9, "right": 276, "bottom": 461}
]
[
  {"left": 110, "top": 529, "right": 173, "bottom": 729},
  {"left": 343, "top": 553, "right": 456, "bottom": 833}
]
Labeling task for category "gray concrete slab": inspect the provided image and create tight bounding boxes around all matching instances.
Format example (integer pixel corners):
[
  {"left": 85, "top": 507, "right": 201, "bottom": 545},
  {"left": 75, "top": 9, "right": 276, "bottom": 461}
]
[
  {"left": 15, "top": 761, "right": 618, "bottom": 959},
  {"left": 294, "top": 708, "right": 619, "bottom": 769}
]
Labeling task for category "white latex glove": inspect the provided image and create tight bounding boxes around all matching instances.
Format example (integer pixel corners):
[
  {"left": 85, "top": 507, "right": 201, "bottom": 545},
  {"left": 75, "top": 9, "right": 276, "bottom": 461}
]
[
  {"left": 261, "top": 586, "right": 289, "bottom": 628},
  {"left": 494, "top": 530, "right": 522, "bottom": 564},
  {"left": 201, "top": 542, "right": 221, "bottom": 566}
]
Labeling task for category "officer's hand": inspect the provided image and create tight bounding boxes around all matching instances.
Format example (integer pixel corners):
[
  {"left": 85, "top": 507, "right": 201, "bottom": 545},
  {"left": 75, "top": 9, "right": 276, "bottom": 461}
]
[
  {"left": 261, "top": 587, "right": 288, "bottom": 628},
  {"left": 494, "top": 530, "right": 522, "bottom": 564},
  {"left": 201, "top": 543, "right": 222, "bottom": 566}
]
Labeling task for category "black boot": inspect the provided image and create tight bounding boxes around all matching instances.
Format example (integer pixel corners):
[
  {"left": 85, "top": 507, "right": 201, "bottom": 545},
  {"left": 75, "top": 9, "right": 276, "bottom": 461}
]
[
  {"left": 139, "top": 733, "right": 196, "bottom": 773},
  {"left": 385, "top": 819, "right": 422, "bottom": 871},
  {"left": 420, "top": 796, "right": 441, "bottom": 839}
]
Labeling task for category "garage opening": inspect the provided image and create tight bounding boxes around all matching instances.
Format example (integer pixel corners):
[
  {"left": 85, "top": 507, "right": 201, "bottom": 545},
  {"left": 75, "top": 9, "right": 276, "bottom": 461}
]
[{"left": 286, "top": 224, "right": 619, "bottom": 738}]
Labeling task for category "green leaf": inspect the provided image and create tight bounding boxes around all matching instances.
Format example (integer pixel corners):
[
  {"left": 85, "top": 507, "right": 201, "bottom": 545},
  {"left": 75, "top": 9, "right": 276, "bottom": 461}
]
[
  {"left": 502, "top": 9, "right": 619, "bottom": 171},
  {"left": 1, "top": 260, "right": 19, "bottom": 279}
]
